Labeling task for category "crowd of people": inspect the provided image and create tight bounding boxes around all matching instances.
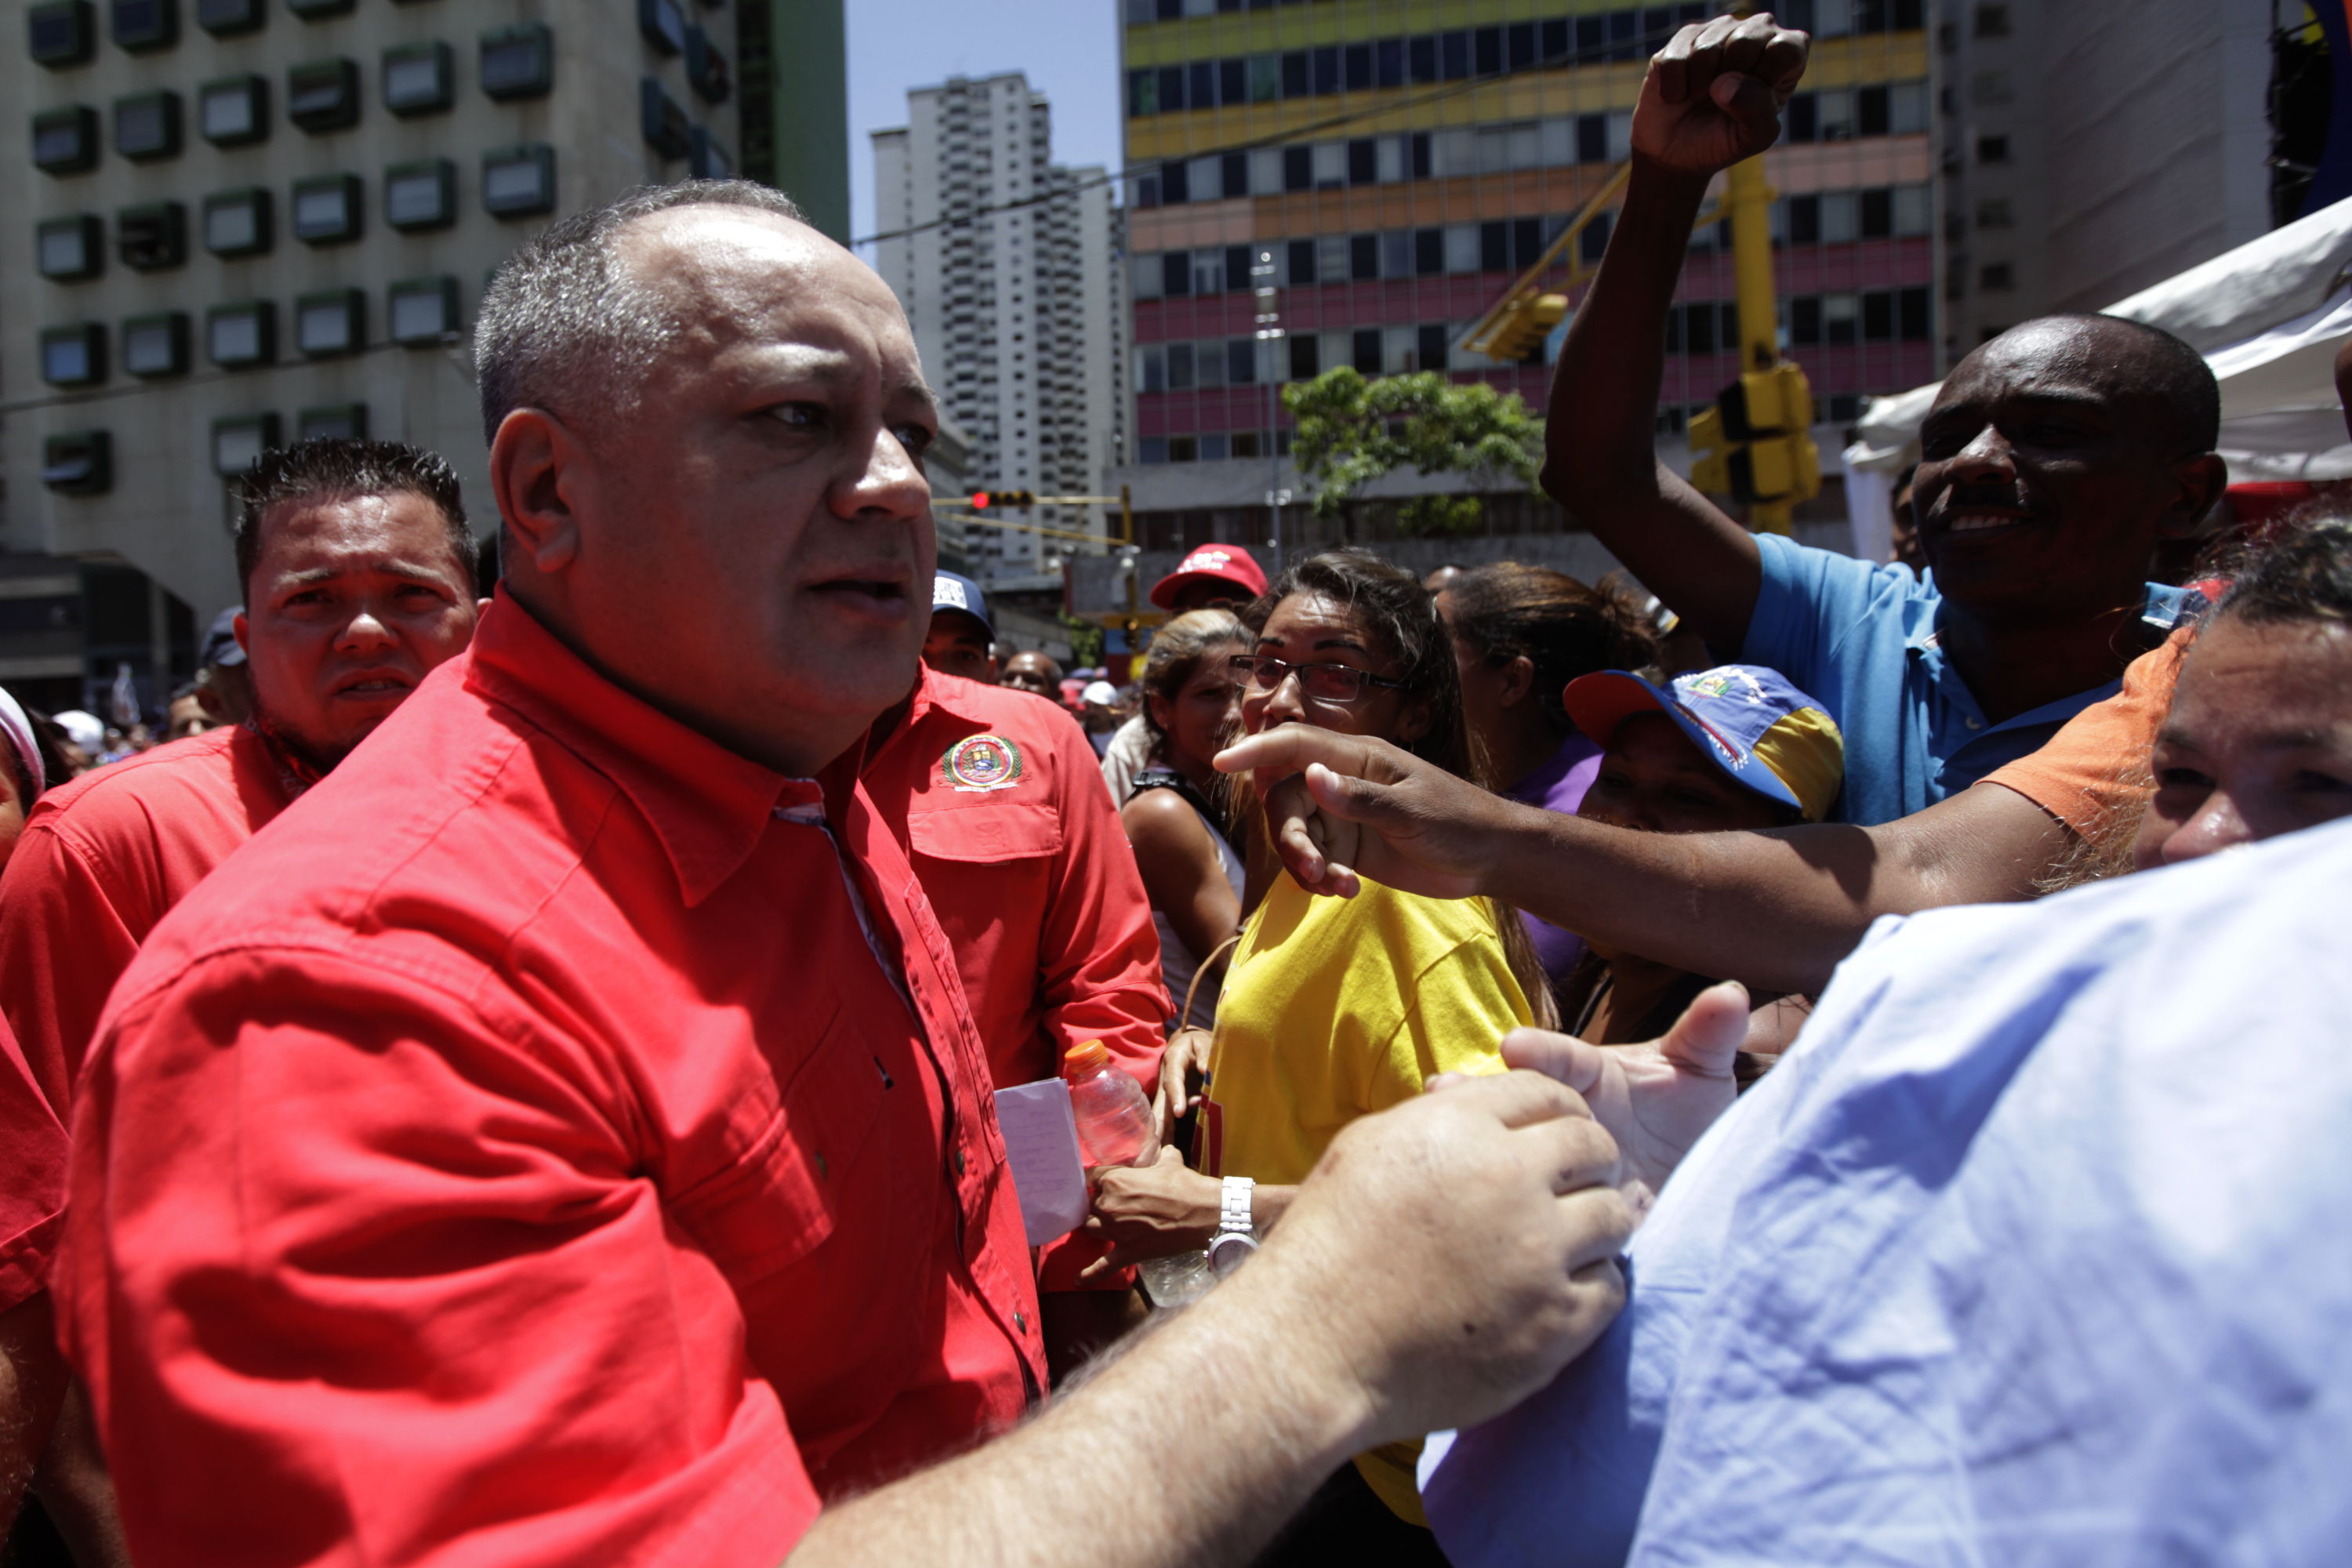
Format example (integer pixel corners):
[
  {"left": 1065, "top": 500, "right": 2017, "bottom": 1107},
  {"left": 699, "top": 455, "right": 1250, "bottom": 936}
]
[{"left": 0, "top": 13, "right": 2347, "bottom": 1566}]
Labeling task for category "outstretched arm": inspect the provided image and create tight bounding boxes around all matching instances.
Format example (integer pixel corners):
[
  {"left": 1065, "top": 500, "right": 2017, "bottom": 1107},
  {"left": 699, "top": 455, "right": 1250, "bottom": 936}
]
[
  {"left": 1218, "top": 726, "right": 2067, "bottom": 996},
  {"left": 1544, "top": 13, "right": 1809, "bottom": 652}
]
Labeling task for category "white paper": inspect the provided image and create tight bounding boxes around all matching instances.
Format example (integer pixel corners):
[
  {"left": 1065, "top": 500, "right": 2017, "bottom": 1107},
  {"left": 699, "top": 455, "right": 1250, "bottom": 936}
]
[{"left": 993, "top": 1080, "right": 1090, "bottom": 1247}]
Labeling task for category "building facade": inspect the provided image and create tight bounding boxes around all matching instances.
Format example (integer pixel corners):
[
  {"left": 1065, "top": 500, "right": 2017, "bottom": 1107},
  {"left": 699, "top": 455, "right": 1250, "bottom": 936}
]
[
  {"left": 1116, "top": 0, "right": 1937, "bottom": 556},
  {"left": 5, "top": 0, "right": 843, "bottom": 713},
  {"left": 1938, "top": 0, "right": 2274, "bottom": 358},
  {"left": 873, "top": 72, "right": 1127, "bottom": 585}
]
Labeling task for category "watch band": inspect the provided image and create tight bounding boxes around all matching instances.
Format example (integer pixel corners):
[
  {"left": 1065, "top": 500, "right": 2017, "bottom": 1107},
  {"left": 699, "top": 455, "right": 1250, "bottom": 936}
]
[{"left": 1220, "top": 1175, "right": 1255, "bottom": 1238}]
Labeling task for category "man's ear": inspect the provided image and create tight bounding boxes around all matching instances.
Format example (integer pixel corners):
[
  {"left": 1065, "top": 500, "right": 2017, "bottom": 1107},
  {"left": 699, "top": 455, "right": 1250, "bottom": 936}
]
[
  {"left": 489, "top": 408, "right": 592, "bottom": 574},
  {"left": 1392, "top": 693, "right": 1436, "bottom": 747},
  {"left": 2158, "top": 452, "right": 2229, "bottom": 541}
]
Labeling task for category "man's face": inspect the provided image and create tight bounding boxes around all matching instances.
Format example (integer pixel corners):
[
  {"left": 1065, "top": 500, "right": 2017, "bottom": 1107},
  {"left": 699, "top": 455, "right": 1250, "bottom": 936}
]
[
  {"left": 1576, "top": 713, "right": 1799, "bottom": 836},
  {"left": 1910, "top": 321, "right": 2211, "bottom": 620},
  {"left": 167, "top": 693, "right": 212, "bottom": 739},
  {"left": 517, "top": 207, "right": 937, "bottom": 775},
  {"left": 1000, "top": 651, "right": 1062, "bottom": 698},
  {"left": 922, "top": 610, "right": 994, "bottom": 684},
  {"left": 236, "top": 491, "right": 477, "bottom": 771},
  {"left": 1171, "top": 579, "right": 1248, "bottom": 613}
]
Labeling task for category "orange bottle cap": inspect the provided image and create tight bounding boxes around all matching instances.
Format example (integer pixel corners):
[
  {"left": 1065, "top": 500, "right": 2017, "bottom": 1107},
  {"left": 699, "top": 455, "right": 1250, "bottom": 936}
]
[{"left": 1063, "top": 1040, "right": 1109, "bottom": 1076}]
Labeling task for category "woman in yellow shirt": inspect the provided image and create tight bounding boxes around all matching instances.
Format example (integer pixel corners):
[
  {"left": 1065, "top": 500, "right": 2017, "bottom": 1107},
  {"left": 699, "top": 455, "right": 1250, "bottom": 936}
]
[{"left": 1090, "top": 548, "right": 1552, "bottom": 1562}]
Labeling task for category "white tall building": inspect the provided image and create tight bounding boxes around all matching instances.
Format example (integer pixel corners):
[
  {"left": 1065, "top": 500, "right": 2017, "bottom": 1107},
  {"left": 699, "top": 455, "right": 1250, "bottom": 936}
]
[{"left": 873, "top": 72, "right": 1124, "bottom": 584}]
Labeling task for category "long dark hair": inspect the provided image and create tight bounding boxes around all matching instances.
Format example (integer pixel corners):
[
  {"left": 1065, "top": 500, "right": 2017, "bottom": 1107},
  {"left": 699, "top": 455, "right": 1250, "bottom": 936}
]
[
  {"left": 1442, "top": 563, "right": 1660, "bottom": 735},
  {"left": 1243, "top": 548, "right": 1560, "bottom": 1029}
]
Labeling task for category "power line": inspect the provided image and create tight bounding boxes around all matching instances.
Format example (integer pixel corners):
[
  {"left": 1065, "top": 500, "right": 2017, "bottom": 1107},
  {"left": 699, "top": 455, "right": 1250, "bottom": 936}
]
[{"left": 851, "top": 18, "right": 1720, "bottom": 250}]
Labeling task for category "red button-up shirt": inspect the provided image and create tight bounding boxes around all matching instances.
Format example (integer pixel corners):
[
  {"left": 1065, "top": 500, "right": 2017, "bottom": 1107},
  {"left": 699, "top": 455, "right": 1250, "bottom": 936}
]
[
  {"left": 0, "top": 724, "right": 297, "bottom": 1107},
  {"left": 0, "top": 1013, "right": 65, "bottom": 1315},
  {"left": 861, "top": 664, "right": 1167, "bottom": 1095},
  {"left": 59, "top": 597, "right": 1044, "bottom": 1568}
]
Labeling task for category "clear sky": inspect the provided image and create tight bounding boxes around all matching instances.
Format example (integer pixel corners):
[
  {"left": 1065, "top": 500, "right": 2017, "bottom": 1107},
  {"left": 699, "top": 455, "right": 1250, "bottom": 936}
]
[{"left": 844, "top": 0, "right": 1125, "bottom": 256}]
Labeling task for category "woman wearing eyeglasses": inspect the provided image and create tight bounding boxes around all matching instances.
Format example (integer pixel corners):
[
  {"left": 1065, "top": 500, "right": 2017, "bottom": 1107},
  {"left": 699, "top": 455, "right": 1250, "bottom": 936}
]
[{"left": 1087, "top": 549, "right": 1555, "bottom": 1563}]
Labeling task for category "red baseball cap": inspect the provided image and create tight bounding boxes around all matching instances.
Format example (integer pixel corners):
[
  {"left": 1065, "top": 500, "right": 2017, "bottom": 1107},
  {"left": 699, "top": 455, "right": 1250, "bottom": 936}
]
[{"left": 1149, "top": 545, "right": 1268, "bottom": 610}]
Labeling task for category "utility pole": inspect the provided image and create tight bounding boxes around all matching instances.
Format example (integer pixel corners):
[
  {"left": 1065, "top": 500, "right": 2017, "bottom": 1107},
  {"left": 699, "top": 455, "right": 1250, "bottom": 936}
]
[{"left": 1253, "top": 247, "right": 1287, "bottom": 568}]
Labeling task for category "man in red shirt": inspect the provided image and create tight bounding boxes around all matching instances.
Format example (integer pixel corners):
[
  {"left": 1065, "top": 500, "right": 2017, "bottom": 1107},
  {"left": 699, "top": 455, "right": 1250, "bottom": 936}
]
[
  {"left": 866, "top": 572, "right": 1168, "bottom": 1374},
  {"left": 0, "top": 439, "right": 481, "bottom": 1108},
  {"left": 59, "top": 182, "right": 1638, "bottom": 1567}
]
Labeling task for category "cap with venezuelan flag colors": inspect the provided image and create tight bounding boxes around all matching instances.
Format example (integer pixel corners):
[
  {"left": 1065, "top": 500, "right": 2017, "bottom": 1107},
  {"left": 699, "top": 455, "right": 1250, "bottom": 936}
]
[{"left": 1563, "top": 663, "right": 1846, "bottom": 822}]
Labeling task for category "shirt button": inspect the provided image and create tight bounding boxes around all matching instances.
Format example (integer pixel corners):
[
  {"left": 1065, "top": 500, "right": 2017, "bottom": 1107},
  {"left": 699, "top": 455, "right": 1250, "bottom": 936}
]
[
  {"left": 1014, "top": 1312, "right": 1029, "bottom": 1334},
  {"left": 953, "top": 1149, "right": 967, "bottom": 1178},
  {"left": 1965, "top": 717, "right": 1984, "bottom": 730}
]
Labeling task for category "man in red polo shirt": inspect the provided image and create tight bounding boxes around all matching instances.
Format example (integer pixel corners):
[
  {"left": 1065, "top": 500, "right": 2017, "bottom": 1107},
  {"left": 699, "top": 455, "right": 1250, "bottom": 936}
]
[
  {"left": 58, "top": 182, "right": 1638, "bottom": 1567},
  {"left": 866, "top": 571, "right": 1167, "bottom": 1377},
  {"left": 0, "top": 440, "right": 480, "bottom": 1108}
]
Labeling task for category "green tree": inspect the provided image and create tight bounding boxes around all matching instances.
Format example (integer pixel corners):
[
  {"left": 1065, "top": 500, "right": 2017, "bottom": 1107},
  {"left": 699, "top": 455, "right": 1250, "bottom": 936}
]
[{"left": 1283, "top": 366, "right": 1545, "bottom": 539}]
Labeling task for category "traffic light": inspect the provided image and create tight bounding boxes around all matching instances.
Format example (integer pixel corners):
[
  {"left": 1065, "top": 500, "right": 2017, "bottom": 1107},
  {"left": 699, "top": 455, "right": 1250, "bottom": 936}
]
[
  {"left": 1686, "top": 362, "right": 1821, "bottom": 507},
  {"left": 1486, "top": 293, "right": 1568, "bottom": 362},
  {"left": 969, "top": 489, "right": 1036, "bottom": 510}
]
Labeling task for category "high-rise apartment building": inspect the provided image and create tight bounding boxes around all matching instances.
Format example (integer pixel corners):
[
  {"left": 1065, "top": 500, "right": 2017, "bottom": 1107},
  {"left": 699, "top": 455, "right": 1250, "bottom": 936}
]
[
  {"left": 4, "top": 0, "right": 844, "bottom": 712},
  {"left": 873, "top": 73, "right": 1127, "bottom": 585},
  {"left": 1938, "top": 0, "right": 2273, "bottom": 361},
  {"left": 1115, "top": 0, "right": 1936, "bottom": 554}
]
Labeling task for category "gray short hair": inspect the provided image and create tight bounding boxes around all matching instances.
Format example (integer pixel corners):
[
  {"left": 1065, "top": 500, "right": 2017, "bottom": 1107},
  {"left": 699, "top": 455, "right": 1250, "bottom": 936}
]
[{"left": 473, "top": 180, "right": 807, "bottom": 446}]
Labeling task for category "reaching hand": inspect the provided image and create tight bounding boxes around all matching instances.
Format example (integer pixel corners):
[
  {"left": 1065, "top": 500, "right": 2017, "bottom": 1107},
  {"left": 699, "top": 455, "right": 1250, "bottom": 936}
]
[
  {"left": 1213, "top": 725, "right": 1523, "bottom": 900},
  {"left": 1632, "top": 13, "right": 1809, "bottom": 177},
  {"left": 1078, "top": 1145, "right": 1221, "bottom": 1282},
  {"left": 1156, "top": 1027, "right": 1215, "bottom": 1130},
  {"left": 1492, "top": 981, "right": 1748, "bottom": 1211}
]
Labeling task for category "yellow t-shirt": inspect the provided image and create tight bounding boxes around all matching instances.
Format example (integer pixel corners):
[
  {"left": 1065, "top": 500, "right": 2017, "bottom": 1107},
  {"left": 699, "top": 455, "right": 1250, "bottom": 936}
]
[{"left": 1200, "top": 871, "right": 1529, "bottom": 1525}]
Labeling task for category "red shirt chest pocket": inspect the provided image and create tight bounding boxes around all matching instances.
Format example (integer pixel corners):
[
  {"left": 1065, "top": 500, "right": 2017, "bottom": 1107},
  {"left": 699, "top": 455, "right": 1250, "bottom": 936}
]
[
  {"left": 905, "top": 799, "right": 1062, "bottom": 865},
  {"left": 666, "top": 1007, "right": 888, "bottom": 1288}
]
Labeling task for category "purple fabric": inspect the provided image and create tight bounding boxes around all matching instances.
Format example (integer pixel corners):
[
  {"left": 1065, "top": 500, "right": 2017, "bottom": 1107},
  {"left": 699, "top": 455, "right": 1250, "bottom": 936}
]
[{"left": 1506, "top": 732, "right": 1603, "bottom": 991}]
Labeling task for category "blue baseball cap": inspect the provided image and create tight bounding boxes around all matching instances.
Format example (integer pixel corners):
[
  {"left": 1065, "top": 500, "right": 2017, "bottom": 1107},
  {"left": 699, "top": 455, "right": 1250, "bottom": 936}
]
[
  {"left": 1563, "top": 663, "right": 1846, "bottom": 822},
  {"left": 931, "top": 571, "right": 993, "bottom": 641}
]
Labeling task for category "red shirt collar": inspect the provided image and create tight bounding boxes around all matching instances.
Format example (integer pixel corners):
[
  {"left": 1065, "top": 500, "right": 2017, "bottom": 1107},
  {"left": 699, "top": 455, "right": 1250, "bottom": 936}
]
[{"left": 463, "top": 592, "right": 827, "bottom": 906}]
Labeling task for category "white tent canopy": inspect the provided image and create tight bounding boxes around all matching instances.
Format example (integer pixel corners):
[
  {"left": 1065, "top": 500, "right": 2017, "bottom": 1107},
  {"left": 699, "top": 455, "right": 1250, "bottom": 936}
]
[{"left": 1841, "top": 196, "right": 2352, "bottom": 557}]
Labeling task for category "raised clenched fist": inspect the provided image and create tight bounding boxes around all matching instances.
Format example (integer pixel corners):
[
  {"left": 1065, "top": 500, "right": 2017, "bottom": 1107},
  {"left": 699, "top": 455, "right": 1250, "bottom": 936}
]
[{"left": 1632, "top": 12, "right": 1811, "bottom": 177}]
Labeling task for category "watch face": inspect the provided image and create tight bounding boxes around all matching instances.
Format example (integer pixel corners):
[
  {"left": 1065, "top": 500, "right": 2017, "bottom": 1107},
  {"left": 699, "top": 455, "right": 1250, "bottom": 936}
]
[{"left": 1208, "top": 1232, "right": 1257, "bottom": 1279}]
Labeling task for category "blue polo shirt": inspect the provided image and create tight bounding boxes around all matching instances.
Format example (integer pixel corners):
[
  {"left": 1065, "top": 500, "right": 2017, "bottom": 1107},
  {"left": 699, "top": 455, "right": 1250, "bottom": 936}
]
[{"left": 1740, "top": 534, "right": 2185, "bottom": 826}]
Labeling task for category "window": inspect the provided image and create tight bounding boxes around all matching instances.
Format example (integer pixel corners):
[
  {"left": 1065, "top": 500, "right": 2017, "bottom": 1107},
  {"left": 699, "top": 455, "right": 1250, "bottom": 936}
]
[
  {"left": 641, "top": 79, "right": 691, "bottom": 158},
  {"left": 110, "top": 0, "right": 176, "bottom": 52},
  {"left": 638, "top": 0, "right": 685, "bottom": 55},
  {"left": 1976, "top": 134, "right": 2009, "bottom": 164},
  {"left": 198, "top": 74, "right": 267, "bottom": 144},
  {"left": 43, "top": 432, "right": 111, "bottom": 496},
  {"left": 296, "top": 289, "right": 364, "bottom": 357},
  {"left": 1974, "top": 3, "right": 2010, "bottom": 37},
  {"left": 287, "top": 0, "right": 351, "bottom": 14},
  {"left": 383, "top": 42, "right": 453, "bottom": 115},
  {"left": 40, "top": 323, "right": 106, "bottom": 387},
  {"left": 114, "top": 89, "right": 181, "bottom": 159},
  {"left": 36, "top": 215, "right": 103, "bottom": 280},
  {"left": 1976, "top": 197, "right": 2014, "bottom": 229},
  {"left": 689, "top": 125, "right": 731, "bottom": 179},
  {"left": 212, "top": 413, "right": 280, "bottom": 477},
  {"left": 30, "top": 2, "right": 96, "bottom": 67},
  {"left": 1418, "top": 323, "right": 1450, "bottom": 371},
  {"left": 202, "top": 187, "right": 271, "bottom": 254},
  {"left": 388, "top": 275, "right": 460, "bottom": 343},
  {"left": 1288, "top": 333, "right": 1319, "bottom": 379},
  {"left": 480, "top": 24, "right": 552, "bottom": 100},
  {"left": 208, "top": 300, "right": 275, "bottom": 368},
  {"left": 33, "top": 106, "right": 101, "bottom": 174},
  {"left": 1166, "top": 343, "right": 1194, "bottom": 390},
  {"left": 1348, "top": 234, "right": 1378, "bottom": 281},
  {"left": 1900, "top": 285, "right": 1931, "bottom": 340},
  {"left": 116, "top": 201, "right": 185, "bottom": 268},
  {"left": 380, "top": 158, "right": 455, "bottom": 231},
  {"left": 298, "top": 403, "right": 367, "bottom": 442},
  {"left": 1822, "top": 292, "right": 1859, "bottom": 344},
  {"left": 194, "top": 0, "right": 262, "bottom": 35},
  {"left": 1970, "top": 70, "right": 2012, "bottom": 106},
  {"left": 288, "top": 59, "right": 360, "bottom": 132},
  {"left": 1863, "top": 289, "right": 1895, "bottom": 340},
  {"left": 684, "top": 25, "right": 729, "bottom": 103},
  {"left": 292, "top": 174, "right": 361, "bottom": 243},
  {"left": 481, "top": 144, "right": 555, "bottom": 216},
  {"left": 122, "top": 310, "right": 188, "bottom": 376},
  {"left": 1980, "top": 261, "right": 2015, "bottom": 292}
]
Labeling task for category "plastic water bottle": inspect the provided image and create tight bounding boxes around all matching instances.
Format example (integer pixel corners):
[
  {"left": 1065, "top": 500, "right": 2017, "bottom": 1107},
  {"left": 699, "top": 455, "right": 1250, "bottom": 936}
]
[{"left": 1065, "top": 1040, "right": 1155, "bottom": 1171}]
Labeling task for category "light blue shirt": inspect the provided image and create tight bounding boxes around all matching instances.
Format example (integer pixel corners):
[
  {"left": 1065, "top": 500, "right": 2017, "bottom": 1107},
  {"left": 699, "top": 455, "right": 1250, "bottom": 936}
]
[
  {"left": 1741, "top": 534, "right": 2187, "bottom": 825},
  {"left": 1425, "top": 815, "right": 2352, "bottom": 1566}
]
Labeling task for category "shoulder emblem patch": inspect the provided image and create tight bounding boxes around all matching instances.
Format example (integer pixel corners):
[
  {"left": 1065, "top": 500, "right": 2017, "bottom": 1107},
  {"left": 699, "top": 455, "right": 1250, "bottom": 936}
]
[{"left": 942, "top": 733, "right": 1024, "bottom": 792}]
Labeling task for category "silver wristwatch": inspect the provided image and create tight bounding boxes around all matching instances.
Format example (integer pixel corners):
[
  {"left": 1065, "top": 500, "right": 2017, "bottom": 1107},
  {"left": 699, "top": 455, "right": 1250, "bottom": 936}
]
[{"left": 1207, "top": 1174, "right": 1258, "bottom": 1278}]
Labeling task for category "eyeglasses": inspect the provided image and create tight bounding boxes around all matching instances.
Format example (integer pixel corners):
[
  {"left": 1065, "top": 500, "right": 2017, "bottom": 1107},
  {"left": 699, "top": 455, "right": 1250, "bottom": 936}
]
[{"left": 1229, "top": 653, "right": 1410, "bottom": 705}]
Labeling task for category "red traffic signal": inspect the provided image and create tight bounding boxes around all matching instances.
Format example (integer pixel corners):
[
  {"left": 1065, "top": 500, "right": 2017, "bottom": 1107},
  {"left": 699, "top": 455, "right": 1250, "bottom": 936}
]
[{"left": 971, "top": 491, "right": 992, "bottom": 509}]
